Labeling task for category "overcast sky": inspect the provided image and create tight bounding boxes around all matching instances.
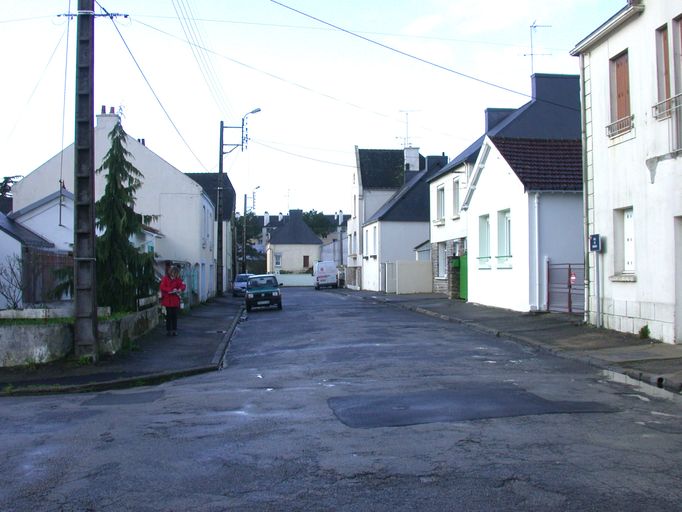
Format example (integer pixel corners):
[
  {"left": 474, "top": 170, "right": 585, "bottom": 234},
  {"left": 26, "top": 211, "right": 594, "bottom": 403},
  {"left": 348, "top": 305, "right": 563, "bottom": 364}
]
[{"left": 2, "top": 0, "right": 625, "bottom": 216}]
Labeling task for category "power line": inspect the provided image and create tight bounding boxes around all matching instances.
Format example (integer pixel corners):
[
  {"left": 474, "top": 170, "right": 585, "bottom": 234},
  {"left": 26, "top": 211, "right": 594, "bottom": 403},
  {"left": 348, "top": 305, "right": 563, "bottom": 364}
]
[
  {"left": 95, "top": 1, "right": 209, "bottom": 171},
  {"left": 252, "top": 140, "right": 355, "bottom": 168}
]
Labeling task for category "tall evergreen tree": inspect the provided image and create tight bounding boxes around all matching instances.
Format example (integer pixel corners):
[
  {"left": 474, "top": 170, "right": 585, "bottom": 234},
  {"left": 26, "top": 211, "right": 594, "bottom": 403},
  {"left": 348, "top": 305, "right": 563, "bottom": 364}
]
[{"left": 95, "top": 122, "right": 157, "bottom": 312}]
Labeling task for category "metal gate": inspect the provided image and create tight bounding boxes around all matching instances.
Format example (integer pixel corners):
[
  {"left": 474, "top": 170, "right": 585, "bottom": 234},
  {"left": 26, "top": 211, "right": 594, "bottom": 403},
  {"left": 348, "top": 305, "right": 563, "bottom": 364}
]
[{"left": 547, "top": 262, "right": 584, "bottom": 314}]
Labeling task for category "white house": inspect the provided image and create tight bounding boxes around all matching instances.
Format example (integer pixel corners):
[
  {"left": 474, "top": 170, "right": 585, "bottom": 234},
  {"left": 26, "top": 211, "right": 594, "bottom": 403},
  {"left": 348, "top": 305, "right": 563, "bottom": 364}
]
[
  {"left": 346, "top": 147, "right": 415, "bottom": 290},
  {"left": 571, "top": 0, "right": 682, "bottom": 343},
  {"left": 362, "top": 154, "right": 448, "bottom": 293},
  {"left": 266, "top": 209, "right": 322, "bottom": 276},
  {"left": 463, "top": 137, "right": 583, "bottom": 311},
  {"left": 11, "top": 106, "right": 218, "bottom": 304}
]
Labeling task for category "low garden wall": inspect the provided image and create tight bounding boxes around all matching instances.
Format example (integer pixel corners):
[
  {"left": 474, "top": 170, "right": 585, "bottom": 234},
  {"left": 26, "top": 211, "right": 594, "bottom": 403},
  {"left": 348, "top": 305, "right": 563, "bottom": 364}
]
[{"left": 0, "top": 306, "right": 159, "bottom": 368}]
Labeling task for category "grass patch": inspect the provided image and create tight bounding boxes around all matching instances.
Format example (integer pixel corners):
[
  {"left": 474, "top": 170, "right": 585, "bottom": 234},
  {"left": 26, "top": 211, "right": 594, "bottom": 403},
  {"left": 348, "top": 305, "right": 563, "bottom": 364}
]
[{"left": 0, "top": 317, "right": 74, "bottom": 326}]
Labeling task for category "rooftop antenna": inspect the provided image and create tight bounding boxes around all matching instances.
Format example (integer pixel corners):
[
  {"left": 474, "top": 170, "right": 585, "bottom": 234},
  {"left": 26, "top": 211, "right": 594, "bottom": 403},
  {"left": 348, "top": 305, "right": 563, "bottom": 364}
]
[
  {"left": 525, "top": 20, "right": 551, "bottom": 75},
  {"left": 398, "top": 110, "right": 417, "bottom": 148}
]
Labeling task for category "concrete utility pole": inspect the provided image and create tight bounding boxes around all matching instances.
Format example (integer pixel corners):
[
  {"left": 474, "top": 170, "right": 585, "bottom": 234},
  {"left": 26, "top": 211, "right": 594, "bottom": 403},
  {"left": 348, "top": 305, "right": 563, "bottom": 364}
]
[
  {"left": 216, "top": 122, "right": 225, "bottom": 296},
  {"left": 73, "top": 0, "right": 98, "bottom": 360}
]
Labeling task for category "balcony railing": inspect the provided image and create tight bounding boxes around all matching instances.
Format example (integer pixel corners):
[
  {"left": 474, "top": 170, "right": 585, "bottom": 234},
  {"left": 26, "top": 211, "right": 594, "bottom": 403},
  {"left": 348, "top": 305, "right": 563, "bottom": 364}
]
[
  {"left": 606, "top": 115, "right": 634, "bottom": 138},
  {"left": 652, "top": 93, "right": 682, "bottom": 120}
]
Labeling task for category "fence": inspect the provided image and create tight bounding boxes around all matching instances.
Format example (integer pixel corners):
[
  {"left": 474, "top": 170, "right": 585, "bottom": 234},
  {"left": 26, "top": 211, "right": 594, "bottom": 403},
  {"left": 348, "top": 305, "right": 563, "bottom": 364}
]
[{"left": 547, "top": 262, "right": 584, "bottom": 314}]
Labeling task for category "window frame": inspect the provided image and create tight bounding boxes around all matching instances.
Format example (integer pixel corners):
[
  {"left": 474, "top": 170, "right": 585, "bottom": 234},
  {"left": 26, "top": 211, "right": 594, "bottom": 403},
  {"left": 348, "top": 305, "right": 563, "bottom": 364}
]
[
  {"left": 496, "top": 209, "right": 512, "bottom": 268},
  {"left": 478, "top": 214, "right": 491, "bottom": 269},
  {"left": 607, "top": 50, "right": 633, "bottom": 137}
]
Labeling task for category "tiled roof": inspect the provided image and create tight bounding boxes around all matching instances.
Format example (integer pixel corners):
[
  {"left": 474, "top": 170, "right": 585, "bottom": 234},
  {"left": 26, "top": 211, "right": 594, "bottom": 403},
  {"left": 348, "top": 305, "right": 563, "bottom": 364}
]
[
  {"left": 185, "top": 172, "right": 236, "bottom": 220},
  {"left": 491, "top": 137, "right": 583, "bottom": 191}
]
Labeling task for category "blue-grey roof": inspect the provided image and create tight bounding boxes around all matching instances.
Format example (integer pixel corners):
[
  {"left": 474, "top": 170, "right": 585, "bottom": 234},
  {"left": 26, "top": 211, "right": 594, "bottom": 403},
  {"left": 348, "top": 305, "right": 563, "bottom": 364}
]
[
  {"left": 268, "top": 210, "right": 322, "bottom": 245},
  {"left": 8, "top": 189, "right": 74, "bottom": 220},
  {"left": 185, "top": 172, "right": 236, "bottom": 221},
  {"left": 0, "top": 212, "right": 54, "bottom": 249},
  {"left": 365, "top": 155, "right": 447, "bottom": 224},
  {"left": 429, "top": 74, "right": 580, "bottom": 182}
]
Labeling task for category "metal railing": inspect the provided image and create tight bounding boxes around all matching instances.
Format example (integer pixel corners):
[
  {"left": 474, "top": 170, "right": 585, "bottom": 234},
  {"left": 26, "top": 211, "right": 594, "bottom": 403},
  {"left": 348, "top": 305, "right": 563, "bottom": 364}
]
[
  {"left": 606, "top": 114, "right": 634, "bottom": 138},
  {"left": 652, "top": 93, "right": 682, "bottom": 152}
]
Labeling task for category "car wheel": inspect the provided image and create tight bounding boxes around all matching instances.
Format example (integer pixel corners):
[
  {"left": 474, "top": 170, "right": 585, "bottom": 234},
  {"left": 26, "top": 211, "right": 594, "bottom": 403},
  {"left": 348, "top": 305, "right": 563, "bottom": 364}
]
[
  {"left": 246, "top": 304, "right": 252, "bottom": 312},
  {"left": 277, "top": 302, "right": 282, "bottom": 310}
]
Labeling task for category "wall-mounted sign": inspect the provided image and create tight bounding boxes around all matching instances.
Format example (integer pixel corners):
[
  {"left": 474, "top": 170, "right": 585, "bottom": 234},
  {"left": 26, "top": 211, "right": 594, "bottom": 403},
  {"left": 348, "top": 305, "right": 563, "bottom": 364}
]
[{"left": 589, "top": 234, "right": 602, "bottom": 252}]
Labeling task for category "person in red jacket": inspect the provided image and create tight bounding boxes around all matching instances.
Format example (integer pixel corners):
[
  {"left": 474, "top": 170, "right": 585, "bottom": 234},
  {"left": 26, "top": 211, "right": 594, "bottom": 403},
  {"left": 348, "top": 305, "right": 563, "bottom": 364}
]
[{"left": 159, "top": 265, "right": 186, "bottom": 336}]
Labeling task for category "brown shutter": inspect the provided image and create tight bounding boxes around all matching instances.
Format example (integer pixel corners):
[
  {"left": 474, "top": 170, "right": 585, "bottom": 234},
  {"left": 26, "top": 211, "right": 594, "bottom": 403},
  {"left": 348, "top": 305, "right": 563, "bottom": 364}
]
[{"left": 615, "top": 52, "right": 630, "bottom": 119}]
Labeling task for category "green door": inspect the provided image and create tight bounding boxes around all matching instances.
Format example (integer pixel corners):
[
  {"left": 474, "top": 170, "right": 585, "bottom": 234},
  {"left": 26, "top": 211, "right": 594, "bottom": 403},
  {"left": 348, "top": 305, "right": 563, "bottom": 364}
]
[{"left": 459, "top": 253, "right": 468, "bottom": 300}]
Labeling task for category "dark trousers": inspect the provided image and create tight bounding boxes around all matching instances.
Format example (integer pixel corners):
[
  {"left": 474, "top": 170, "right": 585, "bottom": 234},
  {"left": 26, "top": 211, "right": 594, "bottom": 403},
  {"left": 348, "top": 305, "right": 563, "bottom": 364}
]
[{"left": 166, "top": 306, "right": 179, "bottom": 332}]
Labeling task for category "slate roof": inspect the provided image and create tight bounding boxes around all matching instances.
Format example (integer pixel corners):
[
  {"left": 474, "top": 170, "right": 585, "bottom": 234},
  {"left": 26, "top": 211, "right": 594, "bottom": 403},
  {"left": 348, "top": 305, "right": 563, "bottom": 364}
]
[
  {"left": 185, "top": 172, "right": 236, "bottom": 221},
  {"left": 492, "top": 137, "right": 583, "bottom": 192},
  {"left": 365, "top": 155, "right": 448, "bottom": 224},
  {"left": 0, "top": 212, "right": 54, "bottom": 249},
  {"left": 357, "top": 149, "right": 408, "bottom": 189},
  {"left": 429, "top": 74, "right": 580, "bottom": 182},
  {"left": 268, "top": 210, "right": 322, "bottom": 245}
]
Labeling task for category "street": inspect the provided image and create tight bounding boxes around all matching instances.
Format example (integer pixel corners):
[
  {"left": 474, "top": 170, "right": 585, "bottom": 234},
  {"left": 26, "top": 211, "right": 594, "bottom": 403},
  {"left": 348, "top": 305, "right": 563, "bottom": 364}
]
[{"left": 1, "top": 287, "right": 682, "bottom": 511}]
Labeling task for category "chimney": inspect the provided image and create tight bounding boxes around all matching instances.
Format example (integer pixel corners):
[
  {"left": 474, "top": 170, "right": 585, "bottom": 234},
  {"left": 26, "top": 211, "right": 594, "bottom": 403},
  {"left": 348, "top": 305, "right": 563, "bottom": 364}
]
[
  {"left": 404, "top": 146, "right": 420, "bottom": 172},
  {"left": 531, "top": 74, "right": 580, "bottom": 109},
  {"left": 337, "top": 210, "right": 343, "bottom": 226},
  {"left": 485, "top": 108, "right": 515, "bottom": 132},
  {"left": 264, "top": 211, "right": 270, "bottom": 226},
  {"left": 109, "top": 106, "right": 115, "bottom": 114},
  {"left": 96, "top": 105, "right": 121, "bottom": 130},
  {"left": 278, "top": 212, "right": 283, "bottom": 222},
  {"left": 101, "top": 105, "right": 106, "bottom": 114}
]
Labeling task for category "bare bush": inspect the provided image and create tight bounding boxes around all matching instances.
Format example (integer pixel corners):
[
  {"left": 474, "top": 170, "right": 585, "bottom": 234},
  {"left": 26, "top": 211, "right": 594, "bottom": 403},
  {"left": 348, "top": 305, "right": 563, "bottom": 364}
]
[{"left": 0, "top": 255, "right": 24, "bottom": 309}]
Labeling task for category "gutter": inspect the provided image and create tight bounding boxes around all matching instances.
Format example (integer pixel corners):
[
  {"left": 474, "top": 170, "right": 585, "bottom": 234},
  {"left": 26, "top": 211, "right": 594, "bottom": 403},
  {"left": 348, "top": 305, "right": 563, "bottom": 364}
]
[{"left": 570, "top": 2, "right": 644, "bottom": 56}]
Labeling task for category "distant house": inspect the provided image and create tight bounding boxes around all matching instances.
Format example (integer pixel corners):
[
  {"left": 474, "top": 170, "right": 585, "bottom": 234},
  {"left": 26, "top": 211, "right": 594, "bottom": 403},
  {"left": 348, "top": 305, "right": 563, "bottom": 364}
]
[
  {"left": 361, "top": 153, "right": 447, "bottom": 292},
  {"left": 346, "top": 146, "right": 425, "bottom": 290},
  {"left": 0, "top": 212, "right": 58, "bottom": 309},
  {"left": 571, "top": 0, "right": 682, "bottom": 343},
  {"left": 11, "top": 106, "right": 217, "bottom": 305},
  {"left": 266, "top": 209, "right": 322, "bottom": 274}
]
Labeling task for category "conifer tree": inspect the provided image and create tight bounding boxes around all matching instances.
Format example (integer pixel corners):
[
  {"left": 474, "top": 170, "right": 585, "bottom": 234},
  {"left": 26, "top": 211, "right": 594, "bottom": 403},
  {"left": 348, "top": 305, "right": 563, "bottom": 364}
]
[{"left": 95, "top": 122, "right": 157, "bottom": 312}]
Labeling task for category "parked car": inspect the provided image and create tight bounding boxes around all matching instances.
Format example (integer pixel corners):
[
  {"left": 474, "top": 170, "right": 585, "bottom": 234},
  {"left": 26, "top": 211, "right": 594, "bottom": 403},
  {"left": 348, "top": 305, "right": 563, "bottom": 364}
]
[
  {"left": 232, "top": 273, "right": 253, "bottom": 297},
  {"left": 313, "top": 260, "right": 338, "bottom": 289},
  {"left": 245, "top": 274, "right": 282, "bottom": 312}
]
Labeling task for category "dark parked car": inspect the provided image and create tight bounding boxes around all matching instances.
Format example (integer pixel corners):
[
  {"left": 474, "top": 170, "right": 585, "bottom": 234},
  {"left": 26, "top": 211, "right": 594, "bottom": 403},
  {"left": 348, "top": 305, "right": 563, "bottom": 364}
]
[
  {"left": 232, "top": 273, "right": 253, "bottom": 297},
  {"left": 245, "top": 274, "right": 282, "bottom": 312}
]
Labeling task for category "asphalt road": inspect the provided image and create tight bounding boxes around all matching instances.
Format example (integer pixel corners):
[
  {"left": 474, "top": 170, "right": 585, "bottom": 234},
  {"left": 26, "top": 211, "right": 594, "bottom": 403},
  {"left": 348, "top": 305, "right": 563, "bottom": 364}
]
[{"left": 1, "top": 287, "right": 682, "bottom": 511}]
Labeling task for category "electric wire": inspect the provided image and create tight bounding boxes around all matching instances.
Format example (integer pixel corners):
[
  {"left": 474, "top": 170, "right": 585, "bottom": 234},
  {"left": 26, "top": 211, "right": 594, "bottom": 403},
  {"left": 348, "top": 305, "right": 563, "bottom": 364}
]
[
  {"left": 252, "top": 140, "right": 355, "bottom": 168},
  {"left": 58, "top": 0, "right": 72, "bottom": 226},
  {"left": 171, "top": 0, "right": 232, "bottom": 118},
  {"left": 95, "top": 1, "right": 209, "bottom": 171},
  {"left": 270, "top": 0, "right": 579, "bottom": 112}
]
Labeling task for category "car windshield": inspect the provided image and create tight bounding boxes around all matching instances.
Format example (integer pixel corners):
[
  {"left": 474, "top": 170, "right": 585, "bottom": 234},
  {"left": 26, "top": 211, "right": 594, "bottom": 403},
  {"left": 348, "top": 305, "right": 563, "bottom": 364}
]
[
  {"left": 235, "top": 275, "right": 250, "bottom": 282},
  {"left": 248, "top": 276, "right": 278, "bottom": 288}
]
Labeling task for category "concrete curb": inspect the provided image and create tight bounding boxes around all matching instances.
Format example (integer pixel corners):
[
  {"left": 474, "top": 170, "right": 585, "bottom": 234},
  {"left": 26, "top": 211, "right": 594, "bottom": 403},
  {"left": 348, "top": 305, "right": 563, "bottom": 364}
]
[
  {"left": 368, "top": 296, "right": 682, "bottom": 399},
  {"left": 0, "top": 305, "right": 245, "bottom": 397}
]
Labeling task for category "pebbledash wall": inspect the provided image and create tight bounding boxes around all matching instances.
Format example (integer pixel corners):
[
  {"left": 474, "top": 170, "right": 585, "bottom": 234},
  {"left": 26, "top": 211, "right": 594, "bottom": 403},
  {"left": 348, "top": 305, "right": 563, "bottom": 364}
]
[{"left": 0, "top": 307, "right": 158, "bottom": 367}]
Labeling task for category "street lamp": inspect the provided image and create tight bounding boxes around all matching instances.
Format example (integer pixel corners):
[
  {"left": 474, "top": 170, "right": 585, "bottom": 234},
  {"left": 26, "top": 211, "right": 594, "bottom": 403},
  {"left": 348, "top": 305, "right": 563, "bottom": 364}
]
[{"left": 217, "top": 108, "right": 261, "bottom": 295}]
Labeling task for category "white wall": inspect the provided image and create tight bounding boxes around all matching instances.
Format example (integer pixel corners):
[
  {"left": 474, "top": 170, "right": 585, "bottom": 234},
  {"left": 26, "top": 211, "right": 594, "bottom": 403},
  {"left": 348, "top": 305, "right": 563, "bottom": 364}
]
[
  {"left": 12, "top": 111, "right": 217, "bottom": 303},
  {"left": 395, "top": 260, "right": 432, "bottom": 294},
  {"left": 467, "top": 142, "right": 531, "bottom": 311},
  {"left": 267, "top": 244, "right": 320, "bottom": 273},
  {"left": 429, "top": 165, "right": 469, "bottom": 244},
  {"left": 579, "top": 1, "right": 682, "bottom": 342},
  {"left": 12, "top": 195, "right": 74, "bottom": 252}
]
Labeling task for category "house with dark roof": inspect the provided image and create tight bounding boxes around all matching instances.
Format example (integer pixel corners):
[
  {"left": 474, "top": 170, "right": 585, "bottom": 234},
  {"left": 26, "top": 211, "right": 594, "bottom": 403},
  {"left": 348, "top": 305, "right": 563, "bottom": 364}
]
[
  {"left": 346, "top": 146, "right": 425, "bottom": 290},
  {"left": 429, "top": 73, "right": 583, "bottom": 311},
  {"left": 0, "top": 212, "right": 55, "bottom": 308},
  {"left": 266, "top": 209, "right": 322, "bottom": 277},
  {"left": 361, "top": 154, "right": 447, "bottom": 292}
]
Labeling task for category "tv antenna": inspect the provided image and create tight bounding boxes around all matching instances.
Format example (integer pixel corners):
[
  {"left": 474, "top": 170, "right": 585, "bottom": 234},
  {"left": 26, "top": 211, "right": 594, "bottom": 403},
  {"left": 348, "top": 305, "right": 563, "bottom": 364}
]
[
  {"left": 398, "top": 110, "right": 418, "bottom": 148},
  {"left": 525, "top": 20, "right": 551, "bottom": 76}
]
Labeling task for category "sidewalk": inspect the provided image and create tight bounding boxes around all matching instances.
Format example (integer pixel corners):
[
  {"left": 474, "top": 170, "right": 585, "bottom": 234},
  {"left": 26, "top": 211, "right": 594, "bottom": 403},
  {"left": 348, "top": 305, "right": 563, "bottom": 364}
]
[
  {"left": 351, "top": 291, "right": 682, "bottom": 397},
  {"left": 1, "top": 290, "right": 681, "bottom": 397},
  {"left": 0, "top": 295, "right": 243, "bottom": 396}
]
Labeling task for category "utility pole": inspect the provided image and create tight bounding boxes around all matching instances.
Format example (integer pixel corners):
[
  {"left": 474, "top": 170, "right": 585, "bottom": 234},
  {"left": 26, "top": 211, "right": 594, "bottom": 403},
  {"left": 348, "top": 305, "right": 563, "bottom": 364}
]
[
  {"left": 73, "top": 0, "right": 98, "bottom": 360},
  {"left": 216, "top": 121, "right": 225, "bottom": 296},
  {"left": 242, "top": 193, "right": 247, "bottom": 273}
]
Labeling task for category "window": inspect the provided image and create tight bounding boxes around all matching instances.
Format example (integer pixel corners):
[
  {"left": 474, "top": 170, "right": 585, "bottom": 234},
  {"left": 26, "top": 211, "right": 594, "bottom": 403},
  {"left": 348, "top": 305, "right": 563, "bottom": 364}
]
[
  {"left": 437, "top": 242, "right": 447, "bottom": 277},
  {"left": 452, "top": 178, "right": 460, "bottom": 218},
  {"left": 274, "top": 253, "right": 282, "bottom": 267},
  {"left": 656, "top": 25, "right": 671, "bottom": 108},
  {"left": 478, "top": 215, "right": 490, "bottom": 268},
  {"left": 436, "top": 185, "right": 445, "bottom": 222},
  {"left": 497, "top": 209, "right": 512, "bottom": 268},
  {"left": 613, "top": 207, "right": 635, "bottom": 278},
  {"left": 608, "top": 51, "right": 632, "bottom": 137},
  {"left": 303, "top": 255, "right": 310, "bottom": 268},
  {"left": 372, "top": 225, "right": 377, "bottom": 255},
  {"left": 364, "top": 229, "right": 368, "bottom": 256}
]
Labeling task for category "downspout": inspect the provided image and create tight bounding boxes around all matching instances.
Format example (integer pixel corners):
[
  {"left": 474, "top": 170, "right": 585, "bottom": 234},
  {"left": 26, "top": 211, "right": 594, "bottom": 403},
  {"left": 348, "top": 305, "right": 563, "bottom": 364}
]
[
  {"left": 534, "top": 192, "right": 541, "bottom": 310},
  {"left": 578, "top": 53, "right": 591, "bottom": 324}
]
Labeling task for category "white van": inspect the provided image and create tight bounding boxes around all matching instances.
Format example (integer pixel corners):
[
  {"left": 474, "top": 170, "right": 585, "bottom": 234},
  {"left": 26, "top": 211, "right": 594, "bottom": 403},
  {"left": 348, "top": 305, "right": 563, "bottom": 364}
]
[{"left": 313, "top": 261, "right": 339, "bottom": 289}]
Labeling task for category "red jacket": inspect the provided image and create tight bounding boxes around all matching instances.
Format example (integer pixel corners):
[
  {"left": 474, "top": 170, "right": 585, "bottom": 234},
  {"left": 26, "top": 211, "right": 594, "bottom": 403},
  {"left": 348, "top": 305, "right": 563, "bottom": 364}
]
[{"left": 160, "top": 275, "right": 186, "bottom": 308}]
